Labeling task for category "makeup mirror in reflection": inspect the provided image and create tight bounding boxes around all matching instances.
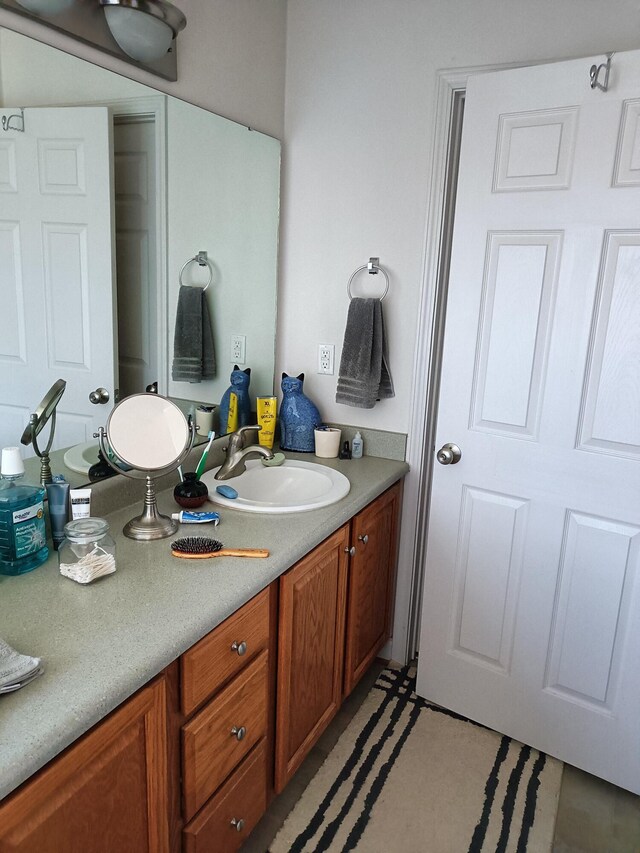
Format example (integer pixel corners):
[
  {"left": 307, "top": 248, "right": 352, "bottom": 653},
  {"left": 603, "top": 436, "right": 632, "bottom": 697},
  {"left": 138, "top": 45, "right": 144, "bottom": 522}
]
[
  {"left": 97, "top": 393, "right": 195, "bottom": 539},
  {"left": 20, "top": 378, "right": 67, "bottom": 486},
  {"left": 0, "top": 25, "right": 280, "bottom": 476}
]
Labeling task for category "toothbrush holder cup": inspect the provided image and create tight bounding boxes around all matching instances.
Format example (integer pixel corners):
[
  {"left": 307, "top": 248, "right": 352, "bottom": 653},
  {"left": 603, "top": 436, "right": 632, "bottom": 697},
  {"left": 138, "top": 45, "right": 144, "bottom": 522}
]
[{"left": 314, "top": 428, "right": 342, "bottom": 459}]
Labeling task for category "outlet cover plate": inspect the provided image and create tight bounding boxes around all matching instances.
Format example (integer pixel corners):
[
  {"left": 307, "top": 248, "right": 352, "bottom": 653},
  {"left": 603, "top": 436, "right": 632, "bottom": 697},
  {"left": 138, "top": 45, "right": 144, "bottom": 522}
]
[
  {"left": 231, "top": 334, "right": 246, "bottom": 364},
  {"left": 318, "top": 343, "right": 335, "bottom": 375}
]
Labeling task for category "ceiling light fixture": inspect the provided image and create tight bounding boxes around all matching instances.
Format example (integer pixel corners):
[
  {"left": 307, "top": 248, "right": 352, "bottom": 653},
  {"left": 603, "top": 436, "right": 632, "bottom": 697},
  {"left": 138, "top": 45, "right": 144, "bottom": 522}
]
[
  {"left": 14, "top": 0, "right": 76, "bottom": 14},
  {"left": 100, "top": 0, "right": 186, "bottom": 64}
]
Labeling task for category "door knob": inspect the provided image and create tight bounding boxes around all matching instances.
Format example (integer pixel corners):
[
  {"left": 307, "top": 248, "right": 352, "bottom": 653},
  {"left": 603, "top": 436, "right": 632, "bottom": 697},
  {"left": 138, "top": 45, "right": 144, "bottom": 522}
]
[
  {"left": 436, "top": 443, "right": 461, "bottom": 465},
  {"left": 89, "top": 387, "right": 110, "bottom": 405}
]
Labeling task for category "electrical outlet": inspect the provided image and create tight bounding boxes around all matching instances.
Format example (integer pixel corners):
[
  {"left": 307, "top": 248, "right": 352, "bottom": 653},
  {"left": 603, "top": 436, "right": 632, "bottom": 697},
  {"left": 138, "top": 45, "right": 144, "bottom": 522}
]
[
  {"left": 231, "top": 334, "right": 246, "bottom": 364},
  {"left": 317, "top": 343, "right": 335, "bottom": 375}
]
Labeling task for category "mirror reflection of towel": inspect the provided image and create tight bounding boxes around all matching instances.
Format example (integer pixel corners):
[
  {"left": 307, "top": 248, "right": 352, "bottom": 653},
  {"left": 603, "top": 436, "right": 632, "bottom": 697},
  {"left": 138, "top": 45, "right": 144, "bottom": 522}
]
[
  {"left": 172, "top": 286, "right": 216, "bottom": 383},
  {"left": 336, "top": 297, "right": 394, "bottom": 408}
]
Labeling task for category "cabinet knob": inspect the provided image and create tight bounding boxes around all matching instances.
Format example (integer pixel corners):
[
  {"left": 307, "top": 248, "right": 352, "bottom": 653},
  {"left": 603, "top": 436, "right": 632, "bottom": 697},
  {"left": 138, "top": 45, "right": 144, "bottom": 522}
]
[
  {"left": 344, "top": 546, "right": 356, "bottom": 556},
  {"left": 358, "top": 534, "right": 369, "bottom": 545},
  {"left": 230, "top": 818, "right": 245, "bottom": 833},
  {"left": 231, "top": 640, "right": 247, "bottom": 656},
  {"left": 231, "top": 725, "right": 246, "bottom": 741}
]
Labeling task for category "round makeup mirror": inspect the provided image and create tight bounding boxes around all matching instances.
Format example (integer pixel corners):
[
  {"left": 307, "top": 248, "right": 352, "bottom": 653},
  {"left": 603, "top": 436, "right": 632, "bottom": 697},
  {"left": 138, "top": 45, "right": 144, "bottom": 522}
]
[
  {"left": 20, "top": 379, "right": 67, "bottom": 486},
  {"left": 97, "top": 393, "right": 195, "bottom": 540}
]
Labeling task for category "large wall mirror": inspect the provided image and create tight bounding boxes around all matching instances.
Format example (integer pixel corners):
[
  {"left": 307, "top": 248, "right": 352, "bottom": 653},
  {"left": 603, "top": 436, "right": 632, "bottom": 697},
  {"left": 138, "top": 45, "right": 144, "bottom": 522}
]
[{"left": 0, "top": 25, "right": 280, "bottom": 466}]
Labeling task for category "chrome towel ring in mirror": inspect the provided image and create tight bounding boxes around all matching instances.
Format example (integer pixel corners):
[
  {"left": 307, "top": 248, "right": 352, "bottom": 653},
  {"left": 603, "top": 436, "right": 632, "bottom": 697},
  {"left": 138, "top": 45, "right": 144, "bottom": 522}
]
[{"left": 346, "top": 257, "right": 390, "bottom": 301}]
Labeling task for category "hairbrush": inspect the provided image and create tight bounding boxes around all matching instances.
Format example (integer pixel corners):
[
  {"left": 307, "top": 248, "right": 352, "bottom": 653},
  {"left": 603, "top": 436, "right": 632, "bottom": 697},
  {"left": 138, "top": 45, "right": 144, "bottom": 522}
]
[{"left": 171, "top": 537, "right": 269, "bottom": 559}]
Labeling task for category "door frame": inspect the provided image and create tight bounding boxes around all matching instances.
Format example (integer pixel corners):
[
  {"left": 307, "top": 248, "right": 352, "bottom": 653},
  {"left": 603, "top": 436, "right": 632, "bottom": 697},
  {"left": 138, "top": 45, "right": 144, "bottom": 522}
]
[
  {"left": 101, "top": 95, "right": 168, "bottom": 396},
  {"left": 390, "top": 61, "right": 545, "bottom": 664}
]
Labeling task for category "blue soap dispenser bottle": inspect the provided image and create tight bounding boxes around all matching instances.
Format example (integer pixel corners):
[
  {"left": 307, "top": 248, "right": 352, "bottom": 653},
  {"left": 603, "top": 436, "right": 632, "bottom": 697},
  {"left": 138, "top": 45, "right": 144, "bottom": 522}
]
[{"left": 0, "top": 447, "right": 49, "bottom": 575}]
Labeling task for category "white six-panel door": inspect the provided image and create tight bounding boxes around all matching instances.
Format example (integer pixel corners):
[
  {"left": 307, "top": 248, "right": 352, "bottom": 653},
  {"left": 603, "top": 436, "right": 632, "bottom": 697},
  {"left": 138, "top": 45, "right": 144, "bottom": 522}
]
[
  {"left": 0, "top": 106, "right": 116, "bottom": 454},
  {"left": 417, "top": 51, "right": 640, "bottom": 794}
]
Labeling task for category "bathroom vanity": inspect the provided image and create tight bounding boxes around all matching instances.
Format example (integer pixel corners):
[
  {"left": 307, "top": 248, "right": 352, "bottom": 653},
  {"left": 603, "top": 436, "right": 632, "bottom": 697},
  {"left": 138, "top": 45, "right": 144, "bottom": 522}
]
[{"left": 0, "top": 455, "right": 406, "bottom": 852}]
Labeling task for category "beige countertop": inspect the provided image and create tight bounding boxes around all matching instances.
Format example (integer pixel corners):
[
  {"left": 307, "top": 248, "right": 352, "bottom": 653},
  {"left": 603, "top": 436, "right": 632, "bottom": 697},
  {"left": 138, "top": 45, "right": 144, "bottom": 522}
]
[{"left": 0, "top": 453, "right": 408, "bottom": 801}]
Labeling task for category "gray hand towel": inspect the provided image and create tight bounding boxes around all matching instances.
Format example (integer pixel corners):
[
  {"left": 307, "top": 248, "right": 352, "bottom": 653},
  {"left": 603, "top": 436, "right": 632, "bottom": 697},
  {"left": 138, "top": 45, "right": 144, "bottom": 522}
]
[
  {"left": 171, "top": 285, "right": 216, "bottom": 383},
  {"left": 336, "top": 297, "right": 395, "bottom": 408},
  {"left": 0, "top": 638, "right": 41, "bottom": 688}
]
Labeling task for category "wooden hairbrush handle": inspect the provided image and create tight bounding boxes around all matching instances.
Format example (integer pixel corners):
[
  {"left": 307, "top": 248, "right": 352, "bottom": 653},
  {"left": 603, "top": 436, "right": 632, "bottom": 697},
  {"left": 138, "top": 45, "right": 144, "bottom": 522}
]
[{"left": 212, "top": 548, "right": 269, "bottom": 558}]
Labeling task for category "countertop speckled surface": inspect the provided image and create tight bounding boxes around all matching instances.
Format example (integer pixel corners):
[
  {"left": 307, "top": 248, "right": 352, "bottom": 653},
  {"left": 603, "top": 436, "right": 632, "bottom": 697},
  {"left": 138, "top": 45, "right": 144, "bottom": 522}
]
[{"left": 0, "top": 453, "right": 407, "bottom": 801}]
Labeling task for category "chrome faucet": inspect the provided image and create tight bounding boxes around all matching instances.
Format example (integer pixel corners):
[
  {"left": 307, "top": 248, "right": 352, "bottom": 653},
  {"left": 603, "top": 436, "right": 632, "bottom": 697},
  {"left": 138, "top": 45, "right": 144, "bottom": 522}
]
[{"left": 214, "top": 425, "right": 274, "bottom": 480}]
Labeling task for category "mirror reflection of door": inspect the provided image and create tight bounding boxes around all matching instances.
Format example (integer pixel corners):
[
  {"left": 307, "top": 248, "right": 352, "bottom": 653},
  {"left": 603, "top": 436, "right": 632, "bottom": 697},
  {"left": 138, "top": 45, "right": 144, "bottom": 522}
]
[
  {"left": 0, "top": 105, "right": 116, "bottom": 455},
  {"left": 113, "top": 111, "right": 159, "bottom": 400}
]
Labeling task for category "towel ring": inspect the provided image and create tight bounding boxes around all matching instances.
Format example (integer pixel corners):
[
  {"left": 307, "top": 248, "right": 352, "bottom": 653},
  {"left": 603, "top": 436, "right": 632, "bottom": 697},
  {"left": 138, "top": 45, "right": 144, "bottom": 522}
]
[
  {"left": 179, "top": 252, "right": 213, "bottom": 291},
  {"left": 347, "top": 259, "right": 389, "bottom": 301}
]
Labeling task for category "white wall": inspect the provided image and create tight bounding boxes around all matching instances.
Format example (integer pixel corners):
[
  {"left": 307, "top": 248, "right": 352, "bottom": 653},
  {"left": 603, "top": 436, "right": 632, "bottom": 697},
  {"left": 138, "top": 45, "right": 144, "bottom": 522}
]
[
  {"left": 0, "top": 0, "right": 287, "bottom": 138},
  {"left": 279, "top": 0, "right": 640, "bottom": 434}
]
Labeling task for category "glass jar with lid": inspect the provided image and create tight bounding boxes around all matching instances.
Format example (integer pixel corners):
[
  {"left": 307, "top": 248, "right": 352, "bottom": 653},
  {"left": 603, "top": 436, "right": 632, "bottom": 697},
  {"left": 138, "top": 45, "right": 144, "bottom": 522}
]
[{"left": 58, "top": 518, "right": 116, "bottom": 584}]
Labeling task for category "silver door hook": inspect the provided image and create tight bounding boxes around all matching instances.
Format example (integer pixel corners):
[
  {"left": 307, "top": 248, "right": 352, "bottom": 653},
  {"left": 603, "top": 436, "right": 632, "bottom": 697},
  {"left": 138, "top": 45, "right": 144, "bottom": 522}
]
[{"left": 590, "top": 53, "right": 613, "bottom": 93}]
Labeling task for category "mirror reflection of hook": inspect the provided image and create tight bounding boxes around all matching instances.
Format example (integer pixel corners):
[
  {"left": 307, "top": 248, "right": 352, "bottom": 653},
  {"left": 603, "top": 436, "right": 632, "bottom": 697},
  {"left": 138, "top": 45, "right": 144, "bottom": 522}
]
[
  {"left": 1, "top": 108, "right": 25, "bottom": 133},
  {"left": 590, "top": 53, "right": 613, "bottom": 92}
]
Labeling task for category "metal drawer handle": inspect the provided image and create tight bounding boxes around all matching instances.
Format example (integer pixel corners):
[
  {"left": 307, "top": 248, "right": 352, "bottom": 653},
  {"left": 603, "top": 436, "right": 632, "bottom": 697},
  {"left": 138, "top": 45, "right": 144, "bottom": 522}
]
[
  {"left": 231, "top": 725, "right": 246, "bottom": 741},
  {"left": 231, "top": 640, "right": 247, "bottom": 656},
  {"left": 230, "top": 817, "right": 245, "bottom": 833},
  {"left": 358, "top": 534, "right": 369, "bottom": 545},
  {"left": 344, "top": 546, "right": 356, "bottom": 556}
]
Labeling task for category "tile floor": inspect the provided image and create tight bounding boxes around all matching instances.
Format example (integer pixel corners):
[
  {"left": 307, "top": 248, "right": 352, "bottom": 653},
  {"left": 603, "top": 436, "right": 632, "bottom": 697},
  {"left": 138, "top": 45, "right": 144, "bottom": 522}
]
[{"left": 242, "top": 662, "right": 640, "bottom": 852}]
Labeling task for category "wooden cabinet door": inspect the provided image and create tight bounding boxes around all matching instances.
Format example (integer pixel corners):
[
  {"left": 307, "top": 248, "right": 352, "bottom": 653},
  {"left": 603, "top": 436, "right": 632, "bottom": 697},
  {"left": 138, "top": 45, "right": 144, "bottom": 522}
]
[
  {"left": 275, "top": 524, "right": 349, "bottom": 792},
  {"left": 344, "top": 482, "right": 401, "bottom": 696},
  {"left": 0, "top": 675, "right": 170, "bottom": 853}
]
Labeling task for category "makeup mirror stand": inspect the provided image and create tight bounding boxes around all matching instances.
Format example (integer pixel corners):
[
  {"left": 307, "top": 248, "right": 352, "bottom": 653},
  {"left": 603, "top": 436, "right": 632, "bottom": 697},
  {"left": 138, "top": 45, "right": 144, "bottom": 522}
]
[
  {"left": 96, "top": 426, "right": 196, "bottom": 540},
  {"left": 30, "top": 412, "right": 56, "bottom": 487},
  {"left": 21, "top": 379, "right": 67, "bottom": 487},
  {"left": 96, "top": 393, "right": 196, "bottom": 540}
]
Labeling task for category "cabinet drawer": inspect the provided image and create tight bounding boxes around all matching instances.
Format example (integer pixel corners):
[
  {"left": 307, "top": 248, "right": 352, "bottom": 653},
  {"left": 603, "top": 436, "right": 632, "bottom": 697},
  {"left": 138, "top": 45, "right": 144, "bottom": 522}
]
[
  {"left": 183, "top": 740, "right": 267, "bottom": 853},
  {"left": 182, "top": 650, "right": 268, "bottom": 821},
  {"left": 181, "top": 587, "right": 270, "bottom": 716}
]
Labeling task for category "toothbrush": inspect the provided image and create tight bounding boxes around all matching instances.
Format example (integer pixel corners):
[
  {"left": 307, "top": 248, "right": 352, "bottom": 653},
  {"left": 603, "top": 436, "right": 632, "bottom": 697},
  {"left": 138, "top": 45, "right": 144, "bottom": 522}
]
[
  {"left": 178, "top": 465, "right": 184, "bottom": 483},
  {"left": 195, "top": 431, "right": 215, "bottom": 479}
]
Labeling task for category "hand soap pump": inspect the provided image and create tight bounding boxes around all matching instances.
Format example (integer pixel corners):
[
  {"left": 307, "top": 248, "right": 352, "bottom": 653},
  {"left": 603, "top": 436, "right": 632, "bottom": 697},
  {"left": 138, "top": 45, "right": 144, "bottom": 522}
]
[
  {"left": 352, "top": 431, "right": 363, "bottom": 459},
  {"left": 0, "top": 447, "right": 49, "bottom": 575}
]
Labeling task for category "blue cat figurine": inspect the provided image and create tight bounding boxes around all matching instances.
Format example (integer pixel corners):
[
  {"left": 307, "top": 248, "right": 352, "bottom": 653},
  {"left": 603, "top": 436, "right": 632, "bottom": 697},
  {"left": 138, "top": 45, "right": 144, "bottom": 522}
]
[
  {"left": 219, "top": 365, "right": 252, "bottom": 433},
  {"left": 280, "top": 372, "right": 321, "bottom": 452}
]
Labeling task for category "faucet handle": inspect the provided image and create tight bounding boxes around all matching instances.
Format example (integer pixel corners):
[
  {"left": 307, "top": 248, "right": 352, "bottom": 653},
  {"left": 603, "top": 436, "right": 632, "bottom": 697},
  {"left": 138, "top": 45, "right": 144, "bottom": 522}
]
[
  {"left": 237, "top": 424, "right": 262, "bottom": 434},
  {"left": 234, "top": 424, "right": 262, "bottom": 445}
]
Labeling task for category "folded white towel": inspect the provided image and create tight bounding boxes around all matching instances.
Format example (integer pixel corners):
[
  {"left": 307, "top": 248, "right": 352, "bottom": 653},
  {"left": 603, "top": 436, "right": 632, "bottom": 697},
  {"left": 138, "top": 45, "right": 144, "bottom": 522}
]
[{"left": 0, "top": 637, "right": 42, "bottom": 689}]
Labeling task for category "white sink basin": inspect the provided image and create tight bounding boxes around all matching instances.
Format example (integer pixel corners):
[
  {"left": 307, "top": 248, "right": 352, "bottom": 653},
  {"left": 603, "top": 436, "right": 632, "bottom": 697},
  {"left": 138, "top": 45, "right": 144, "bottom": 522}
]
[
  {"left": 201, "top": 459, "right": 350, "bottom": 513},
  {"left": 63, "top": 441, "right": 100, "bottom": 475}
]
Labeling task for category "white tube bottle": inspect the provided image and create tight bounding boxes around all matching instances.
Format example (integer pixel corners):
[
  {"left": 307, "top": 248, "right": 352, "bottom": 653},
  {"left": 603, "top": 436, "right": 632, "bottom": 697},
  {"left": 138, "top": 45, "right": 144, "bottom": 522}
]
[{"left": 351, "top": 431, "right": 363, "bottom": 459}]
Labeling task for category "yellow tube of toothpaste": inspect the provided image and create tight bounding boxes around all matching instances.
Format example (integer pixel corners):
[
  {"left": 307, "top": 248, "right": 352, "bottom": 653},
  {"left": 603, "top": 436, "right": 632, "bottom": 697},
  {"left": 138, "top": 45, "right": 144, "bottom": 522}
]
[{"left": 256, "top": 396, "right": 277, "bottom": 449}]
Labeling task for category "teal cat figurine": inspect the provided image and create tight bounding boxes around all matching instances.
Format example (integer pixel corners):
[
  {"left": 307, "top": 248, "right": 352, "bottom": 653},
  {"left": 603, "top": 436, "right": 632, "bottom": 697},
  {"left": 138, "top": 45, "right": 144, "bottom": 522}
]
[
  {"left": 219, "top": 366, "right": 252, "bottom": 433},
  {"left": 280, "top": 372, "right": 321, "bottom": 452}
]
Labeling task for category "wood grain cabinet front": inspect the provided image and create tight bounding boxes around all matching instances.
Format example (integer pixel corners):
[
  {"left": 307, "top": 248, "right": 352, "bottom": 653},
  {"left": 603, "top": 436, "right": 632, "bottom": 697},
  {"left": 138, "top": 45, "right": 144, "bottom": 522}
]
[
  {"left": 344, "top": 482, "right": 402, "bottom": 696},
  {"left": 0, "top": 674, "right": 171, "bottom": 853},
  {"left": 182, "top": 649, "right": 269, "bottom": 822},
  {"left": 274, "top": 482, "right": 402, "bottom": 794},
  {"left": 183, "top": 741, "right": 267, "bottom": 853},
  {"left": 275, "top": 524, "right": 350, "bottom": 792},
  {"left": 181, "top": 586, "right": 270, "bottom": 717}
]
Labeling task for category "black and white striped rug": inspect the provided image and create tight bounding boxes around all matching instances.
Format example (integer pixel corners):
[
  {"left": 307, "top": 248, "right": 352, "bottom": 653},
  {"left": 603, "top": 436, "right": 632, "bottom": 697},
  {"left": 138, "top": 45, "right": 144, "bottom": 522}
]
[{"left": 270, "top": 665, "right": 562, "bottom": 853}]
